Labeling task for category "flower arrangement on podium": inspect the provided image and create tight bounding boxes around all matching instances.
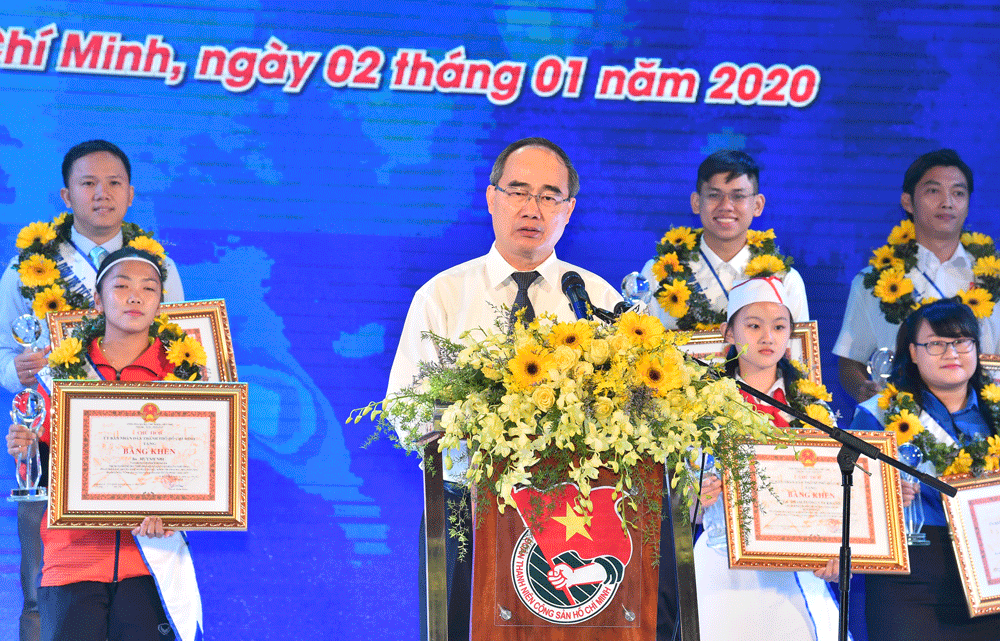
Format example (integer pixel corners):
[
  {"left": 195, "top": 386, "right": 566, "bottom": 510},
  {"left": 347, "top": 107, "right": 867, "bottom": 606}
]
[{"left": 356, "top": 310, "right": 788, "bottom": 537}]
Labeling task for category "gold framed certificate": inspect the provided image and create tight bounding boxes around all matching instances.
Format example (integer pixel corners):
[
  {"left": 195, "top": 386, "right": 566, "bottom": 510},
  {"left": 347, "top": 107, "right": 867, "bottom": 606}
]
[
  {"left": 941, "top": 471, "right": 1000, "bottom": 617},
  {"left": 47, "top": 299, "right": 238, "bottom": 382},
  {"left": 48, "top": 380, "right": 249, "bottom": 530},
  {"left": 723, "top": 430, "right": 909, "bottom": 573},
  {"left": 678, "top": 320, "right": 822, "bottom": 384}
]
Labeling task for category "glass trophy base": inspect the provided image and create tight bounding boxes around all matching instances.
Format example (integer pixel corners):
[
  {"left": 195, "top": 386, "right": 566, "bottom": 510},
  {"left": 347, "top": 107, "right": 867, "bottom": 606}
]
[
  {"left": 9, "top": 487, "right": 47, "bottom": 502},
  {"left": 907, "top": 532, "right": 930, "bottom": 546}
]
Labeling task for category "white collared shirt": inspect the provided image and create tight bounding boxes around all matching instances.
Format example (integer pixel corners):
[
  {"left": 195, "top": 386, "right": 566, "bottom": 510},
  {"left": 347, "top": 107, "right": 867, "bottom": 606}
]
[
  {"left": 641, "top": 236, "right": 810, "bottom": 329},
  {"left": 833, "top": 241, "right": 1000, "bottom": 363},
  {"left": 386, "top": 244, "right": 622, "bottom": 482}
]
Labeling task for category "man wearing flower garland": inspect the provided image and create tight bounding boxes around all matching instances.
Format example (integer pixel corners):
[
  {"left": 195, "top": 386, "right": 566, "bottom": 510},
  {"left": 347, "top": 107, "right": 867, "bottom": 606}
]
[
  {"left": 641, "top": 150, "right": 809, "bottom": 331},
  {"left": 834, "top": 149, "right": 1000, "bottom": 403},
  {"left": 386, "top": 137, "right": 624, "bottom": 640},
  {"left": 0, "top": 139, "right": 184, "bottom": 641}
]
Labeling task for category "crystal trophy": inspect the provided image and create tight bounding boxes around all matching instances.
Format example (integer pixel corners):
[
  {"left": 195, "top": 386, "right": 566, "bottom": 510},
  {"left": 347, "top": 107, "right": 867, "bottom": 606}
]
[
  {"left": 9, "top": 388, "right": 47, "bottom": 501},
  {"left": 621, "top": 272, "right": 652, "bottom": 307},
  {"left": 897, "top": 442, "right": 929, "bottom": 546},
  {"left": 867, "top": 347, "right": 894, "bottom": 391},
  {"left": 685, "top": 449, "right": 726, "bottom": 550}
]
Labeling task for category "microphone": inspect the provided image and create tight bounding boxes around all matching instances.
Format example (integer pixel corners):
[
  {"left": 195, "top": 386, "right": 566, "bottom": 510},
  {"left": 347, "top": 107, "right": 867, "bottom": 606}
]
[{"left": 561, "top": 271, "right": 593, "bottom": 320}]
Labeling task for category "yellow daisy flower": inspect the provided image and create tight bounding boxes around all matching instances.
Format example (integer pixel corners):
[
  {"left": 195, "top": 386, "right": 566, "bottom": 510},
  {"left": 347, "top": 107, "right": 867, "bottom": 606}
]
[
  {"left": 635, "top": 352, "right": 685, "bottom": 395},
  {"left": 746, "top": 228, "right": 775, "bottom": 248},
  {"left": 973, "top": 255, "right": 1000, "bottom": 279},
  {"left": 985, "top": 454, "right": 1000, "bottom": 473},
  {"left": 887, "top": 220, "right": 915, "bottom": 245},
  {"left": 53, "top": 212, "right": 68, "bottom": 226},
  {"left": 957, "top": 287, "right": 995, "bottom": 319},
  {"left": 795, "top": 379, "right": 832, "bottom": 402},
  {"left": 987, "top": 434, "right": 1000, "bottom": 457},
  {"left": 804, "top": 403, "right": 834, "bottom": 427},
  {"left": 616, "top": 311, "right": 665, "bottom": 349},
  {"left": 549, "top": 320, "right": 594, "bottom": 352},
  {"left": 886, "top": 409, "right": 923, "bottom": 445},
  {"left": 744, "top": 254, "right": 786, "bottom": 277},
  {"left": 15, "top": 222, "right": 56, "bottom": 250},
  {"left": 48, "top": 337, "right": 83, "bottom": 367},
  {"left": 869, "top": 245, "right": 902, "bottom": 271},
  {"left": 655, "top": 279, "right": 691, "bottom": 319},
  {"left": 872, "top": 268, "right": 913, "bottom": 304},
  {"left": 961, "top": 231, "right": 993, "bottom": 247},
  {"left": 661, "top": 227, "right": 697, "bottom": 250},
  {"left": 876, "top": 385, "right": 897, "bottom": 411},
  {"left": 128, "top": 236, "right": 166, "bottom": 259},
  {"left": 652, "top": 252, "right": 683, "bottom": 282},
  {"left": 18, "top": 254, "right": 60, "bottom": 288},
  {"left": 32, "top": 284, "right": 70, "bottom": 318},
  {"left": 982, "top": 384, "right": 1000, "bottom": 404},
  {"left": 507, "top": 346, "right": 551, "bottom": 389},
  {"left": 943, "top": 449, "right": 972, "bottom": 476},
  {"left": 165, "top": 335, "right": 208, "bottom": 367}
]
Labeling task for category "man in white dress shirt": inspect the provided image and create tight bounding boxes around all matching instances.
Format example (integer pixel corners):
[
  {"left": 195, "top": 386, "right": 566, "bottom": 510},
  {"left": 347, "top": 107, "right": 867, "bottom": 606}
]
[
  {"left": 386, "top": 137, "right": 625, "bottom": 640},
  {"left": 0, "top": 140, "right": 183, "bottom": 641},
  {"left": 834, "top": 149, "right": 1000, "bottom": 402},
  {"left": 641, "top": 150, "right": 809, "bottom": 329}
]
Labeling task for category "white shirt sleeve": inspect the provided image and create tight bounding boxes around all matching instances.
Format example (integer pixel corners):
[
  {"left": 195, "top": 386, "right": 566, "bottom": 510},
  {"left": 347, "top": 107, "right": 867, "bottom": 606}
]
[
  {"left": 0, "top": 256, "right": 31, "bottom": 392},
  {"left": 782, "top": 267, "right": 810, "bottom": 323},
  {"left": 832, "top": 271, "right": 877, "bottom": 362}
]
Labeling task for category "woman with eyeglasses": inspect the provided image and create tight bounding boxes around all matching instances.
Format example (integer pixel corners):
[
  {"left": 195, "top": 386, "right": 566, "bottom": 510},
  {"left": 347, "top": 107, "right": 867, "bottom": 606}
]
[{"left": 849, "top": 297, "right": 999, "bottom": 639}]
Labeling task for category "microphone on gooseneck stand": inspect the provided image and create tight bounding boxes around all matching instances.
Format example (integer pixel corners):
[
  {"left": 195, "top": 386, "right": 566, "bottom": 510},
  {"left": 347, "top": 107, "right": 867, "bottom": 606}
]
[{"left": 561, "top": 271, "right": 593, "bottom": 320}]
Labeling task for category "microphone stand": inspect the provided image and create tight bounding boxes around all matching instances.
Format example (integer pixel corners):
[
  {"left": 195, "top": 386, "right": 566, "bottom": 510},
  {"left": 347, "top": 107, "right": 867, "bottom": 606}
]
[{"left": 704, "top": 362, "right": 956, "bottom": 641}]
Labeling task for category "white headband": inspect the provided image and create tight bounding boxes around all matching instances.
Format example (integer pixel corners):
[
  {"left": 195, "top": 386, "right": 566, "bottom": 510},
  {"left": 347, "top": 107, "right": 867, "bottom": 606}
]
[
  {"left": 727, "top": 276, "right": 791, "bottom": 321},
  {"left": 97, "top": 256, "right": 163, "bottom": 283}
]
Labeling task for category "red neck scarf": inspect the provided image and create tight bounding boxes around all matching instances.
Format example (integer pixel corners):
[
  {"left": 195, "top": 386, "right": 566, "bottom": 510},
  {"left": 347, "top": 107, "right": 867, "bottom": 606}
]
[{"left": 740, "top": 386, "right": 790, "bottom": 427}]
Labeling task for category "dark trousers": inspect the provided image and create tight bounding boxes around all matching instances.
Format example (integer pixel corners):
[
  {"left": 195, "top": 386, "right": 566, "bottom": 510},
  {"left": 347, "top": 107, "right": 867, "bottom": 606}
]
[
  {"left": 866, "top": 525, "right": 1000, "bottom": 640},
  {"left": 39, "top": 576, "right": 174, "bottom": 641},
  {"left": 18, "top": 500, "right": 45, "bottom": 641}
]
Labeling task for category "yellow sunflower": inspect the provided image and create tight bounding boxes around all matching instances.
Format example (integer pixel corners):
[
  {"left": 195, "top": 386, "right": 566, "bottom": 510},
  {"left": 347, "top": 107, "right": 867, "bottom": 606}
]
[
  {"left": 661, "top": 227, "right": 697, "bottom": 250},
  {"left": 507, "top": 346, "right": 552, "bottom": 389},
  {"left": 804, "top": 403, "right": 834, "bottom": 427},
  {"left": 153, "top": 314, "right": 185, "bottom": 336},
  {"left": 616, "top": 310, "right": 665, "bottom": 349},
  {"left": 986, "top": 455, "right": 1000, "bottom": 473},
  {"left": 655, "top": 279, "right": 691, "bottom": 319},
  {"left": 795, "top": 379, "right": 832, "bottom": 402},
  {"left": 652, "top": 252, "right": 683, "bottom": 281},
  {"left": 48, "top": 337, "right": 83, "bottom": 367},
  {"left": 988, "top": 434, "right": 1000, "bottom": 457},
  {"left": 635, "top": 352, "right": 684, "bottom": 395},
  {"left": 982, "top": 384, "right": 1000, "bottom": 404},
  {"left": 18, "top": 254, "right": 59, "bottom": 288},
  {"left": 32, "top": 285, "right": 70, "bottom": 318},
  {"left": 957, "top": 287, "right": 995, "bottom": 319},
  {"left": 549, "top": 320, "right": 594, "bottom": 352},
  {"left": 973, "top": 255, "right": 1000, "bottom": 279},
  {"left": 887, "top": 220, "right": 915, "bottom": 245},
  {"left": 15, "top": 221, "right": 56, "bottom": 250},
  {"left": 746, "top": 228, "right": 775, "bottom": 248},
  {"left": 744, "top": 254, "right": 786, "bottom": 277},
  {"left": 886, "top": 409, "right": 923, "bottom": 445},
  {"left": 53, "top": 212, "right": 68, "bottom": 226},
  {"left": 961, "top": 231, "right": 994, "bottom": 247},
  {"left": 942, "top": 449, "right": 972, "bottom": 476},
  {"left": 165, "top": 335, "right": 208, "bottom": 367},
  {"left": 869, "top": 245, "right": 902, "bottom": 271},
  {"left": 128, "top": 236, "right": 166, "bottom": 259},
  {"left": 872, "top": 268, "right": 913, "bottom": 304},
  {"left": 876, "top": 384, "right": 898, "bottom": 411},
  {"left": 913, "top": 296, "right": 938, "bottom": 310}
]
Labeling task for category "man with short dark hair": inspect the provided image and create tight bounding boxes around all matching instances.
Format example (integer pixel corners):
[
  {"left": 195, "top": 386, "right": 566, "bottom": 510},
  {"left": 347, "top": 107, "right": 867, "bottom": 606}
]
[
  {"left": 834, "top": 148, "right": 1000, "bottom": 403},
  {"left": 0, "top": 139, "right": 184, "bottom": 641},
  {"left": 386, "top": 137, "right": 622, "bottom": 640},
  {"left": 642, "top": 150, "right": 809, "bottom": 331}
]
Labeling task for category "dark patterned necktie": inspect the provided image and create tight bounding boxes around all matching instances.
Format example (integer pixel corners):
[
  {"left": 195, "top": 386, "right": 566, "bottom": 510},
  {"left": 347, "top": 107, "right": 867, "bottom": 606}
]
[{"left": 510, "top": 271, "right": 540, "bottom": 326}]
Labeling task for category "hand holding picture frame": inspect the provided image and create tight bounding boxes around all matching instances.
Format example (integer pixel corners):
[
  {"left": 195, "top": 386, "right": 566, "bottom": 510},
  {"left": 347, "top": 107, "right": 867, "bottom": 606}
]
[
  {"left": 47, "top": 380, "right": 248, "bottom": 530},
  {"left": 721, "top": 430, "right": 909, "bottom": 574}
]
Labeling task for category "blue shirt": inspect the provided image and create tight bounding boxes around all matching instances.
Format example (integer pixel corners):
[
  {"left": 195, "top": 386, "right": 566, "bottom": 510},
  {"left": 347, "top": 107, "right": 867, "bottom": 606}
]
[{"left": 850, "top": 387, "right": 990, "bottom": 526}]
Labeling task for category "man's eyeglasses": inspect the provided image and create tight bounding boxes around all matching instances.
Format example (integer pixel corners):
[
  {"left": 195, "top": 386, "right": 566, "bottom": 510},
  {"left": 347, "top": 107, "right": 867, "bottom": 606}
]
[
  {"left": 913, "top": 338, "right": 977, "bottom": 356},
  {"left": 494, "top": 185, "right": 571, "bottom": 213}
]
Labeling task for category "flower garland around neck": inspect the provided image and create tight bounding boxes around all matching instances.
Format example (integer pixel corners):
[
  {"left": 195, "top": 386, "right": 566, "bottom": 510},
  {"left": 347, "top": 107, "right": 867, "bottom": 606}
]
[
  {"left": 877, "top": 382, "right": 1000, "bottom": 476},
  {"left": 48, "top": 312, "right": 206, "bottom": 381},
  {"left": 14, "top": 212, "right": 172, "bottom": 322},
  {"left": 862, "top": 220, "right": 1000, "bottom": 324},
  {"left": 650, "top": 227, "right": 794, "bottom": 331},
  {"left": 784, "top": 360, "right": 837, "bottom": 429}
]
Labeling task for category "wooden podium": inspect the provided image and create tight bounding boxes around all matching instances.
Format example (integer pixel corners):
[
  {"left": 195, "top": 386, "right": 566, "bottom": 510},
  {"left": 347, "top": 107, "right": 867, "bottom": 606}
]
[{"left": 422, "top": 435, "right": 701, "bottom": 641}]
